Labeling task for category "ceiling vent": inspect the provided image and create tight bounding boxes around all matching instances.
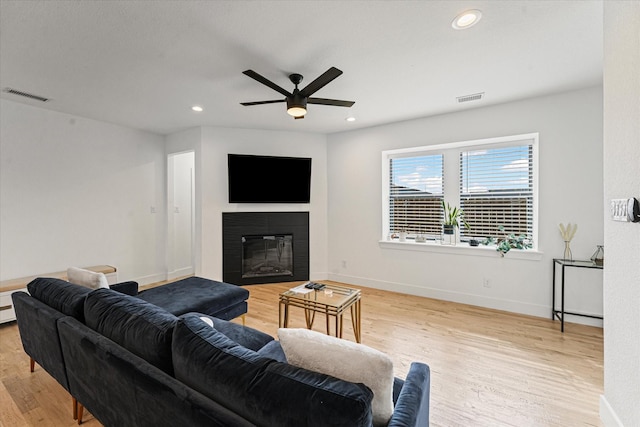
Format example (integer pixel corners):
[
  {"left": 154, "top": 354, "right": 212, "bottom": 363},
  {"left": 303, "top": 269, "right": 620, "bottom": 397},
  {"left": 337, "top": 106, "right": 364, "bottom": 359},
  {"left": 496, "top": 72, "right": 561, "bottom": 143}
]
[
  {"left": 456, "top": 92, "right": 484, "bottom": 103},
  {"left": 3, "top": 87, "right": 50, "bottom": 102}
]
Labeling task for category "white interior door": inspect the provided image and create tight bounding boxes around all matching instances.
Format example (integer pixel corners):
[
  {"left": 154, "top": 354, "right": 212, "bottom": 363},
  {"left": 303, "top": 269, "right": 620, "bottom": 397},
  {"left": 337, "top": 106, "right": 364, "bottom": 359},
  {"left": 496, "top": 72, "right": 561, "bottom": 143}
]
[{"left": 167, "top": 151, "right": 195, "bottom": 279}]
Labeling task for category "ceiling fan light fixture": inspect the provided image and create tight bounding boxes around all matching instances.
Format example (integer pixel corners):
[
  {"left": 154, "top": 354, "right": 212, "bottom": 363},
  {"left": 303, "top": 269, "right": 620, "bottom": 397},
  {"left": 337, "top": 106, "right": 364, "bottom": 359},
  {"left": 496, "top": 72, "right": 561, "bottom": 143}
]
[
  {"left": 452, "top": 9, "right": 482, "bottom": 30},
  {"left": 287, "top": 106, "right": 307, "bottom": 117},
  {"left": 286, "top": 95, "right": 307, "bottom": 117}
]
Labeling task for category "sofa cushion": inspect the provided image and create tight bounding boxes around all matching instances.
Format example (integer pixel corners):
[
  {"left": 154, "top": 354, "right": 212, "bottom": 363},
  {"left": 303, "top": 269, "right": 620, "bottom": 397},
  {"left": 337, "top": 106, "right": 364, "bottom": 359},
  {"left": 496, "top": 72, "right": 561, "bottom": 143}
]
[
  {"left": 138, "top": 276, "right": 249, "bottom": 319},
  {"left": 278, "top": 328, "right": 395, "bottom": 427},
  {"left": 196, "top": 314, "right": 275, "bottom": 352},
  {"left": 67, "top": 266, "right": 110, "bottom": 289},
  {"left": 173, "top": 314, "right": 374, "bottom": 427},
  {"left": 84, "top": 288, "right": 178, "bottom": 375},
  {"left": 27, "top": 277, "right": 92, "bottom": 320}
]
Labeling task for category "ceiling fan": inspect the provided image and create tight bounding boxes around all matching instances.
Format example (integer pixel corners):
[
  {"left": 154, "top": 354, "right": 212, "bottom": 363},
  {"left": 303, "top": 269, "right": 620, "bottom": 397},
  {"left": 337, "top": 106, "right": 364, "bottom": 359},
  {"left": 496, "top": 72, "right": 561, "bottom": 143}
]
[{"left": 240, "top": 67, "right": 355, "bottom": 119}]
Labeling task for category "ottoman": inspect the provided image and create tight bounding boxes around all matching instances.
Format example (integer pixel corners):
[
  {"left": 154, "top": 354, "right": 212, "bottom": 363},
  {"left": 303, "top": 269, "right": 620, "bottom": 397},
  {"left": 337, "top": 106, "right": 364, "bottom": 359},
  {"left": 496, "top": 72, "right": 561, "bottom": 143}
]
[{"left": 138, "top": 277, "right": 249, "bottom": 322}]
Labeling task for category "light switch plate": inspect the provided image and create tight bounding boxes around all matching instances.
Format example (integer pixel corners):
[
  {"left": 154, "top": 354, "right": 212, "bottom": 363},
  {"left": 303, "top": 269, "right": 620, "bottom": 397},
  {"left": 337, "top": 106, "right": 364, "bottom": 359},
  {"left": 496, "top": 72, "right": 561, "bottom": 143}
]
[{"left": 610, "top": 199, "right": 630, "bottom": 222}]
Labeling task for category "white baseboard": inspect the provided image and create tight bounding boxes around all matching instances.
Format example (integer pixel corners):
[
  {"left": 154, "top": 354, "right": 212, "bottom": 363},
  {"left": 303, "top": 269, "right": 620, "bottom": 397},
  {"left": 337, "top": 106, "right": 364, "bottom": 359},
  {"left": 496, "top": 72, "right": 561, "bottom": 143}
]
[
  {"left": 167, "top": 266, "right": 194, "bottom": 281},
  {"left": 134, "top": 272, "right": 167, "bottom": 286},
  {"left": 600, "top": 395, "right": 624, "bottom": 427},
  {"left": 327, "top": 273, "right": 589, "bottom": 323}
]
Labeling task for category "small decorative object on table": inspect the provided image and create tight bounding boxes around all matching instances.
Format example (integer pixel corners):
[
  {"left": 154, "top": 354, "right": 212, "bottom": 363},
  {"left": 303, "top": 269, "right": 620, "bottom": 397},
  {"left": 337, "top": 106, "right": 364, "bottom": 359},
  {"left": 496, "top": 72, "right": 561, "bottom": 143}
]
[
  {"left": 591, "top": 245, "right": 604, "bottom": 266},
  {"left": 558, "top": 223, "right": 577, "bottom": 261}
]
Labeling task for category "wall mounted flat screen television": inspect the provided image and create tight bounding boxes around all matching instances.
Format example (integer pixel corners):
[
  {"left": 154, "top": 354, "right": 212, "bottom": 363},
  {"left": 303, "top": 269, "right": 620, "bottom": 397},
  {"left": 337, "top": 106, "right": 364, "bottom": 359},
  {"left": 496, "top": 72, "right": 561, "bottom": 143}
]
[{"left": 228, "top": 154, "right": 312, "bottom": 203}]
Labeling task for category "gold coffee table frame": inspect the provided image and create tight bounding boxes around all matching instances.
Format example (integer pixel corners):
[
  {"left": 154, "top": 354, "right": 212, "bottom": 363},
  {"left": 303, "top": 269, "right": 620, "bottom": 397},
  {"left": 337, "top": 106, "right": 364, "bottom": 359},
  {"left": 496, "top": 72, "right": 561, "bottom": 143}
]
[{"left": 279, "top": 283, "right": 362, "bottom": 343}]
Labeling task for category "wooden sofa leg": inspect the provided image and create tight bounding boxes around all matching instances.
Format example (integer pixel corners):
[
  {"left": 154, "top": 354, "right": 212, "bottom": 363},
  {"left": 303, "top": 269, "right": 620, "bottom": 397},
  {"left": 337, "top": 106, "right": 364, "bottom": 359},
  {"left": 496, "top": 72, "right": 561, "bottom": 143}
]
[
  {"left": 72, "top": 397, "right": 77, "bottom": 420},
  {"left": 30, "top": 357, "right": 35, "bottom": 373},
  {"left": 77, "top": 403, "right": 84, "bottom": 425},
  {"left": 241, "top": 314, "right": 246, "bottom": 326}
]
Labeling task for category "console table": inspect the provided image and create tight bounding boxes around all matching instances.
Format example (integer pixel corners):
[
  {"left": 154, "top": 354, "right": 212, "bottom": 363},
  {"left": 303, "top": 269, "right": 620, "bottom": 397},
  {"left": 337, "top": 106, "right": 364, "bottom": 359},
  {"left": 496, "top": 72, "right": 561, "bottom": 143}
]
[
  {"left": 552, "top": 259, "right": 603, "bottom": 332},
  {"left": 0, "top": 265, "right": 117, "bottom": 324}
]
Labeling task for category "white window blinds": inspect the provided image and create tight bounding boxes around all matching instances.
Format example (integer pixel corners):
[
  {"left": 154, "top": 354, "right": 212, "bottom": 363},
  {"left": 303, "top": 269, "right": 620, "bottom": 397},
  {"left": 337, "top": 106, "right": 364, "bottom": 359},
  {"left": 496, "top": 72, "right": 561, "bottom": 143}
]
[
  {"left": 459, "top": 144, "right": 533, "bottom": 240},
  {"left": 389, "top": 154, "right": 443, "bottom": 235}
]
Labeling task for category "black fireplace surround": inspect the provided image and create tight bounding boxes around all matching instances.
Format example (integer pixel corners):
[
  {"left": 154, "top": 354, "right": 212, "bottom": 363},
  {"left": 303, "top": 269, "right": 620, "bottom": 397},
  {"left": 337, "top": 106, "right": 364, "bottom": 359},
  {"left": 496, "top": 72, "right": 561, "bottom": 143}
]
[{"left": 222, "top": 212, "right": 309, "bottom": 285}]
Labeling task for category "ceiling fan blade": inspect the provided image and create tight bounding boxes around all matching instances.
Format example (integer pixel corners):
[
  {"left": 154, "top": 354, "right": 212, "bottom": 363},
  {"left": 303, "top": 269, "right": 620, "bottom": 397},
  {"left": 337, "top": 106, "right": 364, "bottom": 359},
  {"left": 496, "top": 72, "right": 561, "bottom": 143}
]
[
  {"left": 299, "top": 67, "right": 343, "bottom": 97},
  {"left": 307, "top": 98, "right": 355, "bottom": 107},
  {"left": 243, "top": 70, "right": 292, "bottom": 97},
  {"left": 240, "top": 99, "right": 286, "bottom": 106}
]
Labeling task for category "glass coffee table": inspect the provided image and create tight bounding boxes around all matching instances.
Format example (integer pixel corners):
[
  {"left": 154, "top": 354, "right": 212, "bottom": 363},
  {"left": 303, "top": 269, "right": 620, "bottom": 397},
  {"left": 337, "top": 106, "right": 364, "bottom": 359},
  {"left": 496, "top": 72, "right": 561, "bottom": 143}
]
[{"left": 279, "top": 282, "right": 362, "bottom": 343}]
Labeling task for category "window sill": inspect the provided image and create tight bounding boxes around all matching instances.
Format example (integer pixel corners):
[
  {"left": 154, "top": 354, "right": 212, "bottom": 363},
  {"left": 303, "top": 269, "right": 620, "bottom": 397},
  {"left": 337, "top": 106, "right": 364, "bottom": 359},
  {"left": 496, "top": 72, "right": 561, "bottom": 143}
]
[{"left": 378, "top": 239, "right": 544, "bottom": 261}]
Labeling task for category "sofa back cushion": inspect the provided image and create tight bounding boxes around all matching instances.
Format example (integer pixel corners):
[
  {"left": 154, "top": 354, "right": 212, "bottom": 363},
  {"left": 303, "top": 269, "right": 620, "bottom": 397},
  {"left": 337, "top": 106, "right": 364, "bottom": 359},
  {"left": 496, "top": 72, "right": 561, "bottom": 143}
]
[
  {"left": 27, "top": 277, "right": 92, "bottom": 321},
  {"left": 84, "top": 288, "right": 177, "bottom": 375},
  {"left": 172, "top": 314, "right": 373, "bottom": 427}
]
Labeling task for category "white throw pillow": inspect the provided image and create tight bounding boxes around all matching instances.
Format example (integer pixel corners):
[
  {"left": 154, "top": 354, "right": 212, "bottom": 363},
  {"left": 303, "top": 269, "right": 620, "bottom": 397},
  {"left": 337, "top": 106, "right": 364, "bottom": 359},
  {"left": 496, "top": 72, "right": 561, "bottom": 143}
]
[
  {"left": 67, "top": 267, "right": 110, "bottom": 290},
  {"left": 278, "top": 328, "right": 394, "bottom": 427}
]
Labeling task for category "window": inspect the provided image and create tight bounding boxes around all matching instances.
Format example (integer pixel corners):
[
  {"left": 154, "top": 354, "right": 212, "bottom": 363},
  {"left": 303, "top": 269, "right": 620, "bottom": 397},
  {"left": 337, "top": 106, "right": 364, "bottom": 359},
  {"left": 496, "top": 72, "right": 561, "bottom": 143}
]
[
  {"left": 383, "top": 133, "right": 538, "bottom": 248},
  {"left": 460, "top": 144, "right": 533, "bottom": 240},
  {"left": 388, "top": 154, "right": 443, "bottom": 236}
]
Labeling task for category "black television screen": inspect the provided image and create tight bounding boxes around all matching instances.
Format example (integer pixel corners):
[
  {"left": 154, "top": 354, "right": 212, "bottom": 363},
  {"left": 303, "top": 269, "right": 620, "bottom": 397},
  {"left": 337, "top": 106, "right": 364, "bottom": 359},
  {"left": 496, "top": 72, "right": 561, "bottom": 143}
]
[{"left": 228, "top": 154, "right": 312, "bottom": 203}]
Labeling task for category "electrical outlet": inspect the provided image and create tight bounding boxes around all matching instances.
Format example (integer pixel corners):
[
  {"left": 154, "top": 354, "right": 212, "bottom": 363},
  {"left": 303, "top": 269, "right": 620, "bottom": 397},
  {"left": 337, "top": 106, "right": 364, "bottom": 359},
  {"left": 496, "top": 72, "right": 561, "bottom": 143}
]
[
  {"left": 150, "top": 206, "right": 157, "bottom": 214},
  {"left": 482, "top": 278, "right": 491, "bottom": 288}
]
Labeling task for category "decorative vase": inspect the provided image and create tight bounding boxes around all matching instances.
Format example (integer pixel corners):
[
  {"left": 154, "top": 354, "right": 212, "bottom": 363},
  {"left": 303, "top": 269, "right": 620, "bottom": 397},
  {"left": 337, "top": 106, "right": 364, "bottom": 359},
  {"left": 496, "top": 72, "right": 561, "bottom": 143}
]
[
  {"left": 441, "top": 225, "right": 456, "bottom": 246},
  {"left": 563, "top": 240, "right": 573, "bottom": 261},
  {"left": 398, "top": 231, "right": 407, "bottom": 242},
  {"left": 591, "top": 245, "right": 604, "bottom": 266}
]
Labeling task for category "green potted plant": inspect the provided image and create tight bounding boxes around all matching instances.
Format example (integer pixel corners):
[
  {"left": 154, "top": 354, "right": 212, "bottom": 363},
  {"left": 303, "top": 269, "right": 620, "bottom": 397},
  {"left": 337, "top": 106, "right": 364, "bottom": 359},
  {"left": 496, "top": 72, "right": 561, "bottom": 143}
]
[
  {"left": 481, "top": 225, "right": 532, "bottom": 256},
  {"left": 441, "top": 201, "right": 470, "bottom": 245}
]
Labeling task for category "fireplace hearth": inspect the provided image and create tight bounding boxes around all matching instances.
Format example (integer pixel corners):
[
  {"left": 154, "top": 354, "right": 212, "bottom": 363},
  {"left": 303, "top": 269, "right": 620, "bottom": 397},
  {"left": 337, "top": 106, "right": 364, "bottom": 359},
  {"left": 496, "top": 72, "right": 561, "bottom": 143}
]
[{"left": 223, "top": 212, "right": 309, "bottom": 285}]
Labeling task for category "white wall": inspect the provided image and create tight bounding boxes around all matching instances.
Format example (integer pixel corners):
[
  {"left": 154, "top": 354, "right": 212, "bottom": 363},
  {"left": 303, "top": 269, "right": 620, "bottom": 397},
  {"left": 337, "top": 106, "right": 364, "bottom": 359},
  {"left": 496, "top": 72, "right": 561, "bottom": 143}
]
[
  {"left": 601, "top": 2, "right": 640, "bottom": 426},
  {"left": 0, "top": 99, "right": 166, "bottom": 282},
  {"left": 327, "top": 86, "right": 604, "bottom": 324},
  {"left": 167, "top": 126, "right": 329, "bottom": 282}
]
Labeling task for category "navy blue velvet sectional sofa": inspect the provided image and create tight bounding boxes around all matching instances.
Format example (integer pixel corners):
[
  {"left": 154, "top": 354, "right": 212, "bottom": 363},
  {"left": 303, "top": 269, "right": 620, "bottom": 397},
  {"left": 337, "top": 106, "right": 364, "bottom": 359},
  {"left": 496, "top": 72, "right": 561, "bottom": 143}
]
[{"left": 12, "top": 277, "right": 430, "bottom": 426}]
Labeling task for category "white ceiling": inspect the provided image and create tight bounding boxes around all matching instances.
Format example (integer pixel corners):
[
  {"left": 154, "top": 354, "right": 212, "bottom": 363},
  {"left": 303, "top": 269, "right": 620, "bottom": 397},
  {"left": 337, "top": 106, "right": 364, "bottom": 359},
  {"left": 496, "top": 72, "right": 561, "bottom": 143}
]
[{"left": 0, "top": 1, "right": 603, "bottom": 136}]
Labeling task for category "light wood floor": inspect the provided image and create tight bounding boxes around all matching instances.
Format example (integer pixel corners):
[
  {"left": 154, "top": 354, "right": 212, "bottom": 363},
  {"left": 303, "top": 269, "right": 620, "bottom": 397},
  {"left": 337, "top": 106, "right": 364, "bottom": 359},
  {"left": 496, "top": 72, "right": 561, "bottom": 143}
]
[{"left": 0, "top": 281, "right": 603, "bottom": 426}]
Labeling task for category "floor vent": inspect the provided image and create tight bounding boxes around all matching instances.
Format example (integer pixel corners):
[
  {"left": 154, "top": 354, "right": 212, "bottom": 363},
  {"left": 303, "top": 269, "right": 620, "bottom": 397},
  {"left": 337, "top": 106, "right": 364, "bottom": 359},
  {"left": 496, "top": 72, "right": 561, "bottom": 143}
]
[
  {"left": 3, "top": 87, "right": 50, "bottom": 102},
  {"left": 456, "top": 92, "right": 484, "bottom": 103}
]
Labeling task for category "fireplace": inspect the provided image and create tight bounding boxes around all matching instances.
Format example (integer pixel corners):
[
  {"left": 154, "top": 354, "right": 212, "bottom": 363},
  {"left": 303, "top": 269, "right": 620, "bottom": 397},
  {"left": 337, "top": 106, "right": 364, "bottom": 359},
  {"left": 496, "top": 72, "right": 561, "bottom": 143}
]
[
  {"left": 241, "top": 234, "right": 293, "bottom": 278},
  {"left": 223, "top": 212, "right": 309, "bottom": 285}
]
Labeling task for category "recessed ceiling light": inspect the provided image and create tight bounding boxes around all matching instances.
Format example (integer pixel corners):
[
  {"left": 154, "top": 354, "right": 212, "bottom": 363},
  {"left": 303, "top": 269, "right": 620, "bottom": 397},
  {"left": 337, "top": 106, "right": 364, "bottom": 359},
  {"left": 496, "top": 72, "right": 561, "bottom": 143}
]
[
  {"left": 191, "top": 105, "right": 203, "bottom": 112},
  {"left": 452, "top": 9, "right": 482, "bottom": 30},
  {"left": 345, "top": 115, "right": 356, "bottom": 122}
]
